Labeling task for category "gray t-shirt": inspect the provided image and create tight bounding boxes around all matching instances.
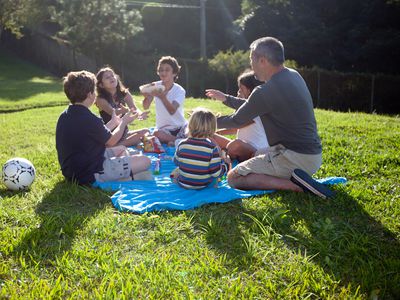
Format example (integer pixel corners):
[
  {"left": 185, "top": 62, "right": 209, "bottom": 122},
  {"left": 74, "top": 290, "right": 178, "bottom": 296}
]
[{"left": 217, "top": 68, "right": 322, "bottom": 154}]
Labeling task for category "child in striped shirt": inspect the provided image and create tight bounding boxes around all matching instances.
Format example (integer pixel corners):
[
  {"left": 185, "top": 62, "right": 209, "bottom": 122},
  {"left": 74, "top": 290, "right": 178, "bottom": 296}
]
[{"left": 173, "top": 108, "right": 230, "bottom": 189}]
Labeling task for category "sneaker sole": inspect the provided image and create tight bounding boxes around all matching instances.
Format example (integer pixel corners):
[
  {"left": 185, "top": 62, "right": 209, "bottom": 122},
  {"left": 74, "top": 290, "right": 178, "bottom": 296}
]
[{"left": 291, "top": 171, "right": 329, "bottom": 199}]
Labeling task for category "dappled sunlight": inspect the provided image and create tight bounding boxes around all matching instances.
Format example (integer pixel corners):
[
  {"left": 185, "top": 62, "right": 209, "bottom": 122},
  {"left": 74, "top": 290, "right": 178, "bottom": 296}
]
[{"left": 28, "top": 76, "right": 57, "bottom": 84}]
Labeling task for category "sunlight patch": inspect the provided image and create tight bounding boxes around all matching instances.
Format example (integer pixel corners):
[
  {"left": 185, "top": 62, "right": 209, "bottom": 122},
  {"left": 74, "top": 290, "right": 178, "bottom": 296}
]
[{"left": 28, "top": 77, "right": 55, "bottom": 83}]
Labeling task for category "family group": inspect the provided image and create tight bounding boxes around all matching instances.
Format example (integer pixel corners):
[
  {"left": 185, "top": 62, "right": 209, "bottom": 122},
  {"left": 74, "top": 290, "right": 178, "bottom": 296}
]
[{"left": 55, "top": 36, "right": 334, "bottom": 199}]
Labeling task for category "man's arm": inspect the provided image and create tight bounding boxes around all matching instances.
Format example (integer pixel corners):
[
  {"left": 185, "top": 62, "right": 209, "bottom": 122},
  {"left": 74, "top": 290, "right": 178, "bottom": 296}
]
[
  {"left": 217, "top": 90, "right": 266, "bottom": 129},
  {"left": 205, "top": 89, "right": 246, "bottom": 110},
  {"left": 223, "top": 95, "right": 246, "bottom": 110}
]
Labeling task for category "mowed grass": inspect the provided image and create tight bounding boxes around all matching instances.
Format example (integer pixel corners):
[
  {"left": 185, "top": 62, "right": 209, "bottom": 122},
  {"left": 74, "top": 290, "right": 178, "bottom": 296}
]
[
  {"left": 0, "top": 49, "right": 67, "bottom": 112},
  {"left": 0, "top": 51, "right": 399, "bottom": 299}
]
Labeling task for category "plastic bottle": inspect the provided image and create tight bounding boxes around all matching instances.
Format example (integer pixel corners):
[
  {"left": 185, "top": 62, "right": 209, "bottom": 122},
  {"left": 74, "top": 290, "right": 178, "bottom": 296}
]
[{"left": 153, "top": 158, "right": 161, "bottom": 175}]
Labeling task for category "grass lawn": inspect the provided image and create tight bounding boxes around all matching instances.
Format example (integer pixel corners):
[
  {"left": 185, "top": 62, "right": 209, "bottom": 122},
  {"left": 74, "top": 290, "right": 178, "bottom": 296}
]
[{"left": 0, "top": 50, "right": 399, "bottom": 299}]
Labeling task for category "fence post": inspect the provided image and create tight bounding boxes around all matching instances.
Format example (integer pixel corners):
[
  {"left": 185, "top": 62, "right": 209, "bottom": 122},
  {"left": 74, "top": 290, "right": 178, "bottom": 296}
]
[
  {"left": 317, "top": 69, "right": 321, "bottom": 107},
  {"left": 370, "top": 75, "right": 375, "bottom": 113},
  {"left": 182, "top": 59, "right": 189, "bottom": 95}
]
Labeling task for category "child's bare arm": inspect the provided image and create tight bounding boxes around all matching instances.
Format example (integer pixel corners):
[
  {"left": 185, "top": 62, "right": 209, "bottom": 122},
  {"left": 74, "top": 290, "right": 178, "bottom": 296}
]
[
  {"left": 125, "top": 92, "right": 149, "bottom": 120},
  {"left": 142, "top": 94, "right": 153, "bottom": 110},
  {"left": 216, "top": 128, "right": 238, "bottom": 135},
  {"left": 105, "top": 111, "right": 121, "bottom": 131},
  {"left": 96, "top": 97, "right": 114, "bottom": 115},
  {"left": 152, "top": 89, "right": 179, "bottom": 115},
  {"left": 96, "top": 96, "right": 128, "bottom": 116},
  {"left": 124, "top": 92, "right": 139, "bottom": 112},
  {"left": 105, "top": 112, "right": 138, "bottom": 147},
  {"left": 161, "top": 98, "right": 179, "bottom": 115},
  {"left": 151, "top": 90, "right": 179, "bottom": 115}
]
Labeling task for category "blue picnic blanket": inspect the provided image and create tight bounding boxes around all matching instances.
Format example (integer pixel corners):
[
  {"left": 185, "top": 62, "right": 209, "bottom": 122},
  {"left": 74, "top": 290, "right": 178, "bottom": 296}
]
[{"left": 94, "top": 146, "right": 347, "bottom": 214}]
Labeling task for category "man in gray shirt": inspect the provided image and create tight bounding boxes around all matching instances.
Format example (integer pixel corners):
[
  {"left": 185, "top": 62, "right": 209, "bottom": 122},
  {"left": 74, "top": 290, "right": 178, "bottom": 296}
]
[{"left": 206, "top": 37, "right": 334, "bottom": 198}]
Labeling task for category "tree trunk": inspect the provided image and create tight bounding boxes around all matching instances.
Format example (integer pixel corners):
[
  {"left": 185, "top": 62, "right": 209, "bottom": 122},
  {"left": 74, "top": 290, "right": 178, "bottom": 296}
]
[{"left": 0, "top": 26, "right": 3, "bottom": 44}]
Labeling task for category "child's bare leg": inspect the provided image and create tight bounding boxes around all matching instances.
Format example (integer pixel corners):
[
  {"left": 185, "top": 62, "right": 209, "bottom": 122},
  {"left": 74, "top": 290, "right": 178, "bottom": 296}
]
[
  {"left": 129, "top": 155, "right": 151, "bottom": 175},
  {"left": 108, "top": 145, "right": 128, "bottom": 157},
  {"left": 153, "top": 129, "right": 176, "bottom": 144},
  {"left": 227, "top": 139, "right": 256, "bottom": 162},
  {"left": 212, "top": 133, "right": 231, "bottom": 150},
  {"left": 119, "top": 128, "right": 150, "bottom": 147}
]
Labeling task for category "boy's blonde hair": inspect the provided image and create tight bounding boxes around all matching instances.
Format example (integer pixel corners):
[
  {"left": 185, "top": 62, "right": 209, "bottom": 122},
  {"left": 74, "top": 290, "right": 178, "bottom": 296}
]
[
  {"left": 188, "top": 108, "right": 217, "bottom": 138},
  {"left": 63, "top": 71, "right": 96, "bottom": 104}
]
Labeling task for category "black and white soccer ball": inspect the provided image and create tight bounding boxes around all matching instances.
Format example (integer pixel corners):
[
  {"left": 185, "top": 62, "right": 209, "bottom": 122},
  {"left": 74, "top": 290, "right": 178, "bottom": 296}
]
[{"left": 1, "top": 158, "right": 36, "bottom": 191}]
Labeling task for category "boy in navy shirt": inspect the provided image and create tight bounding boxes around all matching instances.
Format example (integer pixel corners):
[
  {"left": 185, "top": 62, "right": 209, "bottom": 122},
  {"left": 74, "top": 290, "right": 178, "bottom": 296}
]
[{"left": 56, "top": 71, "right": 151, "bottom": 185}]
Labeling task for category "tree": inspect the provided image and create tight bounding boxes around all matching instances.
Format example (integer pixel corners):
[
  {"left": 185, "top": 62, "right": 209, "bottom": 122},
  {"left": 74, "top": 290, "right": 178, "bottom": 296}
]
[
  {"left": 236, "top": 0, "right": 400, "bottom": 74},
  {"left": 208, "top": 49, "right": 250, "bottom": 93},
  {"left": 139, "top": 0, "right": 243, "bottom": 59},
  {"left": 0, "top": 0, "right": 48, "bottom": 41},
  {"left": 50, "top": 0, "right": 143, "bottom": 66}
]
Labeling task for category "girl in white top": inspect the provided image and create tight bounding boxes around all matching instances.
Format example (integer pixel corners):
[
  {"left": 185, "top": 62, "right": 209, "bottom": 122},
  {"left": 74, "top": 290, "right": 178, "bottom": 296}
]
[
  {"left": 142, "top": 56, "right": 187, "bottom": 144},
  {"left": 206, "top": 70, "right": 269, "bottom": 162}
]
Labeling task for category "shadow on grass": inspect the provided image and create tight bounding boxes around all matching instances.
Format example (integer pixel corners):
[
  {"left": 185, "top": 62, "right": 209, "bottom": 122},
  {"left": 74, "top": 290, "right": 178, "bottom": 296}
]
[
  {"left": 13, "top": 181, "right": 110, "bottom": 263},
  {"left": 0, "top": 48, "right": 62, "bottom": 102},
  {"left": 187, "top": 189, "right": 400, "bottom": 298},
  {"left": 0, "top": 79, "right": 62, "bottom": 102}
]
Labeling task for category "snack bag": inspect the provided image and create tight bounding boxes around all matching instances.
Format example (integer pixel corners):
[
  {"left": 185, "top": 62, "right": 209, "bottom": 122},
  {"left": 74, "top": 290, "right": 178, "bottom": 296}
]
[{"left": 142, "top": 135, "right": 165, "bottom": 153}]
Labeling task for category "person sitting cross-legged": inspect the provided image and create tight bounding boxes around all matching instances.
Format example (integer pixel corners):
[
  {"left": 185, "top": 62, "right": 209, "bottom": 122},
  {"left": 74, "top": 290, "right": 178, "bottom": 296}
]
[
  {"left": 56, "top": 70, "right": 152, "bottom": 185},
  {"left": 207, "top": 37, "right": 334, "bottom": 199}
]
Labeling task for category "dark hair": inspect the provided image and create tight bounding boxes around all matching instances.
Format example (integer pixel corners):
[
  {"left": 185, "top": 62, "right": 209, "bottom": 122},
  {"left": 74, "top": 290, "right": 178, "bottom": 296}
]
[
  {"left": 238, "top": 70, "right": 263, "bottom": 92},
  {"left": 157, "top": 56, "right": 181, "bottom": 80},
  {"left": 63, "top": 71, "right": 96, "bottom": 104},
  {"left": 96, "top": 67, "right": 128, "bottom": 106},
  {"left": 250, "top": 37, "right": 285, "bottom": 66}
]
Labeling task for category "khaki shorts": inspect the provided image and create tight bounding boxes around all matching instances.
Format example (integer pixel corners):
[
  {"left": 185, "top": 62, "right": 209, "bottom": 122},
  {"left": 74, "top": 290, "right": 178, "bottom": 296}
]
[
  {"left": 94, "top": 148, "right": 132, "bottom": 182},
  {"left": 234, "top": 144, "right": 322, "bottom": 179}
]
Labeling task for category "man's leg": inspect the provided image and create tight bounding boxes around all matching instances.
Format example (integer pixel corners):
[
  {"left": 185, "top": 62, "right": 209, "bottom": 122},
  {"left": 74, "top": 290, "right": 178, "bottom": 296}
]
[{"left": 227, "top": 169, "right": 302, "bottom": 192}]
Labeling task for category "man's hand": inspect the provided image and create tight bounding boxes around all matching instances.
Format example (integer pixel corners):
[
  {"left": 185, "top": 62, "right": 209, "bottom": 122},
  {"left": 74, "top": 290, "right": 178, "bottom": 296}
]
[{"left": 205, "top": 89, "right": 227, "bottom": 102}]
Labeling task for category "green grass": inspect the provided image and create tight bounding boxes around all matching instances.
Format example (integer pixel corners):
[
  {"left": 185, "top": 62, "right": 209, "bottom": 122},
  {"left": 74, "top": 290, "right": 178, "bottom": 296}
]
[
  {"left": 0, "top": 51, "right": 399, "bottom": 299},
  {"left": 0, "top": 49, "right": 67, "bottom": 112}
]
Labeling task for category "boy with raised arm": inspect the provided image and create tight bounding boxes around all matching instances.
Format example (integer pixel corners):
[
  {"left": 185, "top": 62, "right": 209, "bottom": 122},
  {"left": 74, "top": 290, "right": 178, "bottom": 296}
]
[{"left": 56, "top": 71, "right": 151, "bottom": 185}]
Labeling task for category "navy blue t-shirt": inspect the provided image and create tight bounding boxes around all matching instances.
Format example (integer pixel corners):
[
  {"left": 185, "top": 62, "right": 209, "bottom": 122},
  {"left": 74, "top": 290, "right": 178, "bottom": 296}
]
[{"left": 56, "top": 105, "right": 112, "bottom": 185}]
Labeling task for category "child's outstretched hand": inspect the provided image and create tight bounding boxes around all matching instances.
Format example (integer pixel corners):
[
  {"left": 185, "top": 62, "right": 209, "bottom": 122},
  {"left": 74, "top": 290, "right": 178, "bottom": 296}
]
[
  {"left": 129, "top": 107, "right": 149, "bottom": 120},
  {"left": 138, "top": 110, "right": 150, "bottom": 120},
  {"left": 122, "top": 111, "right": 138, "bottom": 125},
  {"left": 118, "top": 105, "right": 130, "bottom": 115},
  {"left": 205, "top": 89, "right": 227, "bottom": 102},
  {"left": 110, "top": 110, "right": 122, "bottom": 127}
]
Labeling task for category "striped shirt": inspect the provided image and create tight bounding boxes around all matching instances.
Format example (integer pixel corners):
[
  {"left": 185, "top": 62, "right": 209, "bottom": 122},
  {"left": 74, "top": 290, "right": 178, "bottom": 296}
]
[{"left": 174, "top": 138, "right": 227, "bottom": 189}]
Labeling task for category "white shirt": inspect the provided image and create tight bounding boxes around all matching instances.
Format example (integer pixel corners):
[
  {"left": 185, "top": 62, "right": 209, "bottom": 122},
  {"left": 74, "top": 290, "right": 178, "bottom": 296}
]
[
  {"left": 237, "top": 116, "right": 269, "bottom": 150},
  {"left": 154, "top": 81, "right": 187, "bottom": 129}
]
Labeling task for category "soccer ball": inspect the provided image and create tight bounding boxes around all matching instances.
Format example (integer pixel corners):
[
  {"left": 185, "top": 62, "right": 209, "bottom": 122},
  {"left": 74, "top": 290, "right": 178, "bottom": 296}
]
[{"left": 1, "top": 158, "right": 36, "bottom": 191}]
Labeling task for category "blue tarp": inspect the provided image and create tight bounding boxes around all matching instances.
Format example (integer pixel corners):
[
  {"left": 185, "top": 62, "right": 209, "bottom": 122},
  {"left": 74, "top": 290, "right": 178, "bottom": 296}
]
[{"left": 94, "top": 146, "right": 347, "bottom": 214}]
